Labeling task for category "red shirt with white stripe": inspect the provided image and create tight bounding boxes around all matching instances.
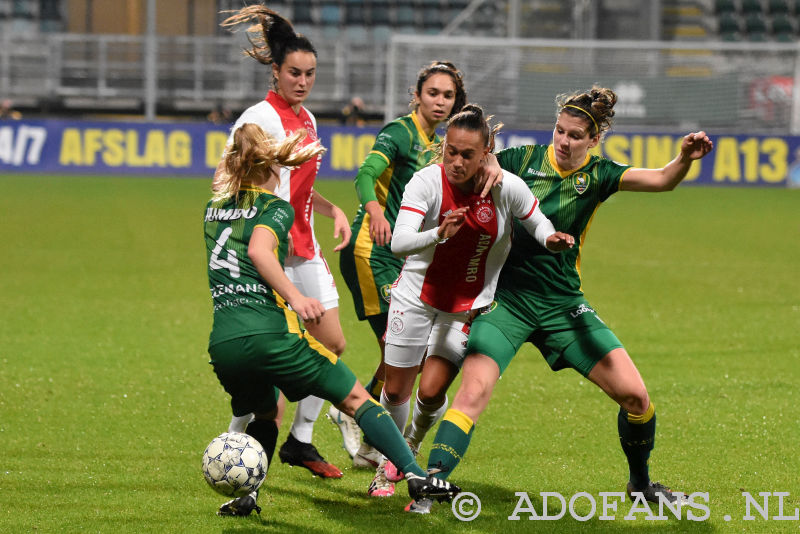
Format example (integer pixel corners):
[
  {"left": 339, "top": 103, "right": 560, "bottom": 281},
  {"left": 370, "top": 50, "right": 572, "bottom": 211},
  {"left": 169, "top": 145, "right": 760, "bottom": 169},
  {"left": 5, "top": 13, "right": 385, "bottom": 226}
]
[
  {"left": 392, "top": 164, "right": 544, "bottom": 313},
  {"left": 227, "top": 90, "right": 322, "bottom": 259}
]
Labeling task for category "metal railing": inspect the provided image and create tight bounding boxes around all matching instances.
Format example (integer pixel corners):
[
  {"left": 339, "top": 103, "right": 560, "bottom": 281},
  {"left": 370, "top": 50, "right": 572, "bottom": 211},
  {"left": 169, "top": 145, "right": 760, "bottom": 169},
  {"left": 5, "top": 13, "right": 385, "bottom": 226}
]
[{"left": 3, "top": 28, "right": 800, "bottom": 133}]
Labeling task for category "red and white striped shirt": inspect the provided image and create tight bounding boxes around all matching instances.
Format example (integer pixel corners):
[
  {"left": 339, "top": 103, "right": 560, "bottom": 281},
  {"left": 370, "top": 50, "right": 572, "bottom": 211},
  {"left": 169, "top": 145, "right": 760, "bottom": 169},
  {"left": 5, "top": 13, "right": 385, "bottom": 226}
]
[
  {"left": 391, "top": 164, "right": 552, "bottom": 313},
  {"left": 227, "top": 90, "right": 322, "bottom": 259}
]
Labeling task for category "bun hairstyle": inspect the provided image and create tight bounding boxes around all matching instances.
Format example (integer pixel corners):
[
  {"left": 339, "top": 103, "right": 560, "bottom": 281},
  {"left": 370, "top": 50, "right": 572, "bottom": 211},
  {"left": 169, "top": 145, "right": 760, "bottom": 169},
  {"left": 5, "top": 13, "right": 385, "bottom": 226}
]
[
  {"left": 411, "top": 60, "right": 467, "bottom": 118},
  {"left": 556, "top": 86, "right": 617, "bottom": 137},
  {"left": 215, "top": 123, "right": 326, "bottom": 200},
  {"left": 220, "top": 5, "right": 317, "bottom": 68},
  {"left": 446, "top": 103, "right": 503, "bottom": 149}
]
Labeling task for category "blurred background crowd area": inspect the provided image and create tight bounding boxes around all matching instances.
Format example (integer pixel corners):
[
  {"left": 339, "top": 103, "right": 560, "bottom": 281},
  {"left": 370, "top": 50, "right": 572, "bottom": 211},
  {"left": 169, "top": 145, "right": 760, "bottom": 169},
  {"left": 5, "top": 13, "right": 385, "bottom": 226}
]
[{"left": 1, "top": 0, "right": 799, "bottom": 132}]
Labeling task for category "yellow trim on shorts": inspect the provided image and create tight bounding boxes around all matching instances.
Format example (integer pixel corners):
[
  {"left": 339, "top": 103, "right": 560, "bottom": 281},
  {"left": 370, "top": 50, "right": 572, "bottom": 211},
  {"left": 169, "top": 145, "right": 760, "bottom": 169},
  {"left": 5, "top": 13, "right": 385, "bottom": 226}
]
[
  {"left": 304, "top": 330, "right": 339, "bottom": 365},
  {"left": 352, "top": 217, "right": 382, "bottom": 316},
  {"left": 443, "top": 408, "right": 474, "bottom": 434},
  {"left": 627, "top": 402, "right": 655, "bottom": 424},
  {"left": 274, "top": 292, "right": 303, "bottom": 335}
]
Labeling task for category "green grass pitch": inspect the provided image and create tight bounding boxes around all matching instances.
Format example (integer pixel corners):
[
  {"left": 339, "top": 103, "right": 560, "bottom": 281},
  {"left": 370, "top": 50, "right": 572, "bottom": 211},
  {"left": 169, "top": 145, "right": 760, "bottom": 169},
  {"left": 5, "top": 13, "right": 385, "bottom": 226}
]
[{"left": 0, "top": 174, "right": 798, "bottom": 533}]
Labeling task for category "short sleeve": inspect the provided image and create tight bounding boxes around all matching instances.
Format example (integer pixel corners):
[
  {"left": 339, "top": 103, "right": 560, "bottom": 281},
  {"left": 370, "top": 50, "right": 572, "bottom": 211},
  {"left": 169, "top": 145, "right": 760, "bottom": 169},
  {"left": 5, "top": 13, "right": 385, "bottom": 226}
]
[
  {"left": 595, "top": 158, "right": 631, "bottom": 201},
  {"left": 256, "top": 198, "right": 295, "bottom": 244}
]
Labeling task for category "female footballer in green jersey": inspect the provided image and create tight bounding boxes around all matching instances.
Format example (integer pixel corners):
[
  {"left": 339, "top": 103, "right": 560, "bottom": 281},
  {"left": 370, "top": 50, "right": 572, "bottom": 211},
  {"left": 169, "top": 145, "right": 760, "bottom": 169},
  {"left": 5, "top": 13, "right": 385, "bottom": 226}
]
[
  {"left": 205, "top": 123, "right": 461, "bottom": 516},
  {"left": 421, "top": 86, "right": 713, "bottom": 510},
  {"left": 337, "top": 61, "right": 467, "bottom": 467}
]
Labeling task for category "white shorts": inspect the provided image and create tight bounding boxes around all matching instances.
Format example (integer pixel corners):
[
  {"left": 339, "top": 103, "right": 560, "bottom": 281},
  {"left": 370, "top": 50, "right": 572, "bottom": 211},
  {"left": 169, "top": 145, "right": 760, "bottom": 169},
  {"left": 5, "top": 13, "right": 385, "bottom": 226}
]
[
  {"left": 284, "top": 244, "right": 339, "bottom": 310},
  {"left": 384, "top": 287, "right": 470, "bottom": 369}
]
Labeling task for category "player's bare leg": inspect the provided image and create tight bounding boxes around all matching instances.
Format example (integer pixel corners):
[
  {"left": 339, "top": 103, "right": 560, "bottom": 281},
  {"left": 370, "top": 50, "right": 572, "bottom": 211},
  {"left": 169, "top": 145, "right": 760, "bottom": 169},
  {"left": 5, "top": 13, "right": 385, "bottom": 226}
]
[
  {"left": 279, "top": 308, "right": 348, "bottom": 478},
  {"left": 589, "top": 348, "right": 685, "bottom": 504}
]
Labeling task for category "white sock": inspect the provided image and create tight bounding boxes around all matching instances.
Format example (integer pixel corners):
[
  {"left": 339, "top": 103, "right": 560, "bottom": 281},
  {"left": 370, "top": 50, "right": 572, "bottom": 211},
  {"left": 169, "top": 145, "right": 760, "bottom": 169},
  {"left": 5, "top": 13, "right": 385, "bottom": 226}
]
[
  {"left": 380, "top": 388, "right": 410, "bottom": 431},
  {"left": 406, "top": 392, "right": 448, "bottom": 448},
  {"left": 290, "top": 395, "right": 324, "bottom": 443},
  {"left": 228, "top": 413, "right": 254, "bottom": 433}
]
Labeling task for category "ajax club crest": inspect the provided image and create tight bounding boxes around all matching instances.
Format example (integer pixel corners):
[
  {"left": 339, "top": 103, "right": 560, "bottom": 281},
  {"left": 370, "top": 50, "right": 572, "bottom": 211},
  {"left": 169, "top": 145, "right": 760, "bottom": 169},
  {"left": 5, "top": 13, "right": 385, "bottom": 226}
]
[
  {"left": 474, "top": 198, "right": 495, "bottom": 223},
  {"left": 572, "top": 172, "right": 590, "bottom": 194}
]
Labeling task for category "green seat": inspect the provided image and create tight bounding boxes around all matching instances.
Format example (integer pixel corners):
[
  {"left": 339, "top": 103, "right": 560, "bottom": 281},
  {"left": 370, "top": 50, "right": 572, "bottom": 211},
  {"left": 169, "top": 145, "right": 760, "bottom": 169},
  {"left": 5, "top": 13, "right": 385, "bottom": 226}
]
[
  {"left": 715, "top": 0, "right": 738, "bottom": 13},
  {"left": 771, "top": 13, "right": 796, "bottom": 34},
  {"left": 741, "top": 0, "right": 766, "bottom": 14},
  {"left": 767, "top": 0, "right": 790, "bottom": 14},
  {"left": 718, "top": 12, "right": 742, "bottom": 33},
  {"left": 744, "top": 12, "right": 769, "bottom": 34}
]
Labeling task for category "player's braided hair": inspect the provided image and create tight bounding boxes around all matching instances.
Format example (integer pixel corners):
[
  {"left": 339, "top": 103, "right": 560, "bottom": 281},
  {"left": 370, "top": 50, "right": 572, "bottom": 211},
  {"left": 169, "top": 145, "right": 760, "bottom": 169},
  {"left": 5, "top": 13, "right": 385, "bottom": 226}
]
[
  {"left": 556, "top": 86, "right": 617, "bottom": 138},
  {"left": 215, "top": 123, "right": 326, "bottom": 200},
  {"left": 411, "top": 61, "right": 467, "bottom": 118},
  {"left": 220, "top": 5, "right": 317, "bottom": 69}
]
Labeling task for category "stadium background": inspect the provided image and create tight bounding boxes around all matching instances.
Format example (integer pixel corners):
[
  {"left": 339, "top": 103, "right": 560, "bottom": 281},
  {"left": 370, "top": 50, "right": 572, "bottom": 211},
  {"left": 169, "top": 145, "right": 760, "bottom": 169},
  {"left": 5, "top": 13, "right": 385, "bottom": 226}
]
[
  {"left": 2, "top": 1, "right": 799, "bottom": 532},
  {"left": 3, "top": 0, "right": 800, "bottom": 185}
]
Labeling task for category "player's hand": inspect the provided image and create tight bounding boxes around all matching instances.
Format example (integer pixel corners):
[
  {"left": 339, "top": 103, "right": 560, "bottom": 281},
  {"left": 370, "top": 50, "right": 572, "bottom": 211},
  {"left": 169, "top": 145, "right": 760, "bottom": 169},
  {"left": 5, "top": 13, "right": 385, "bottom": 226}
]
[
  {"left": 680, "top": 131, "right": 713, "bottom": 161},
  {"left": 331, "top": 205, "right": 351, "bottom": 252},
  {"left": 545, "top": 231, "right": 575, "bottom": 252},
  {"left": 438, "top": 207, "right": 468, "bottom": 240},
  {"left": 290, "top": 295, "right": 325, "bottom": 323},
  {"left": 474, "top": 153, "right": 503, "bottom": 198},
  {"left": 369, "top": 211, "right": 392, "bottom": 246}
]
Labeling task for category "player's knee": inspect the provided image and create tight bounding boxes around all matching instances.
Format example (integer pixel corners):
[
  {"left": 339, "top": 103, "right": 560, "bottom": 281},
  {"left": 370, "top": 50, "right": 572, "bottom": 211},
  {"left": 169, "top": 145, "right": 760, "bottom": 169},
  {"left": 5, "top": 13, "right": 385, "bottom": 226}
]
[
  {"left": 253, "top": 407, "right": 279, "bottom": 421},
  {"left": 453, "top": 382, "right": 490, "bottom": 414},
  {"left": 328, "top": 337, "right": 346, "bottom": 356},
  {"left": 417, "top": 389, "right": 446, "bottom": 407},
  {"left": 382, "top": 387, "right": 410, "bottom": 405},
  {"left": 621, "top": 389, "right": 650, "bottom": 415}
]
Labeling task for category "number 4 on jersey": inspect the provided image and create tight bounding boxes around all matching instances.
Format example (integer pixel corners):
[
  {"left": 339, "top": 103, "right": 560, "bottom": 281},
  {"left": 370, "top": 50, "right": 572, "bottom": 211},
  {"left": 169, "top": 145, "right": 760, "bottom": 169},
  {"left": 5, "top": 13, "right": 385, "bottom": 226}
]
[{"left": 209, "top": 227, "right": 241, "bottom": 279}]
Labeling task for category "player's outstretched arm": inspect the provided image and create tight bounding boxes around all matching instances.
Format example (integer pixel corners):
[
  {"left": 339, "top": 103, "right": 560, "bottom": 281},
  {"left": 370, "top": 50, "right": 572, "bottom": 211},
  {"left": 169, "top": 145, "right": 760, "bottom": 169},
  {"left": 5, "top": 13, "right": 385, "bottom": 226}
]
[
  {"left": 249, "top": 227, "right": 325, "bottom": 322},
  {"left": 621, "top": 131, "right": 713, "bottom": 192}
]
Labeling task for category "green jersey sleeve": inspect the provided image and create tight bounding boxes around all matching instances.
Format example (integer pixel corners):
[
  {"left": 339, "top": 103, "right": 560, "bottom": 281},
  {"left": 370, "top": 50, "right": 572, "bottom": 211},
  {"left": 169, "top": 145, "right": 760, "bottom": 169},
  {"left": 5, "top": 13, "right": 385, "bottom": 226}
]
[
  {"left": 371, "top": 120, "right": 411, "bottom": 164},
  {"left": 354, "top": 152, "right": 391, "bottom": 206},
  {"left": 353, "top": 121, "right": 412, "bottom": 206},
  {"left": 593, "top": 157, "right": 630, "bottom": 201},
  {"left": 255, "top": 197, "right": 294, "bottom": 265}
]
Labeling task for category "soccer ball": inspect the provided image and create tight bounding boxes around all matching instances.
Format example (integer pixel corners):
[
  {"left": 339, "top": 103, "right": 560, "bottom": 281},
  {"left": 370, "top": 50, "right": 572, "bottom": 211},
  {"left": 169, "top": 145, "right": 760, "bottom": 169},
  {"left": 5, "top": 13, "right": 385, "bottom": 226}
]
[{"left": 202, "top": 432, "right": 268, "bottom": 497}]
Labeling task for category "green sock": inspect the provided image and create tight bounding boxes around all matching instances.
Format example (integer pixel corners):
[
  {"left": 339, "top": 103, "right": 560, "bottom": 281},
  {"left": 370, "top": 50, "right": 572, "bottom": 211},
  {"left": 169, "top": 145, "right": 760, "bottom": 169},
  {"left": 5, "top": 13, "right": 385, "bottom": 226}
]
[
  {"left": 364, "top": 376, "right": 384, "bottom": 402},
  {"left": 427, "top": 409, "right": 474, "bottom": 480},
  {"left": 354, "top": 399, "right": 425, "bottom": 476},
  {"left": 618, "top": 402, "right": 656, "bottom": 490}
]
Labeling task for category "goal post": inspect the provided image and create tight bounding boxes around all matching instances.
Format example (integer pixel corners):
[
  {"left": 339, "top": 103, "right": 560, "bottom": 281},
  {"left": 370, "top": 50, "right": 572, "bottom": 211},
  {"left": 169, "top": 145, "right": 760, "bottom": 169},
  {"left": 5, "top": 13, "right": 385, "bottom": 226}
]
[{"left": 385, "top": 34, "right": 800, "bottom": 134}]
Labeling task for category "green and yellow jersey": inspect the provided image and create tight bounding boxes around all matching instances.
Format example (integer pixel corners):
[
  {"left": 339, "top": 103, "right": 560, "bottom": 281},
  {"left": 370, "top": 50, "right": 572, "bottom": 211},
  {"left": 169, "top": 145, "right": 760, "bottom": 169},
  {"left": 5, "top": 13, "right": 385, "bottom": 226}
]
[
  {"left": 204, "top": 186, "right": 298, "bottom": 347},
  {"left": 496, "top": 144, "right": 632, "bottom": 299},
  {"left": 340, "top": 110, "right": 442, "bottom": 320}
]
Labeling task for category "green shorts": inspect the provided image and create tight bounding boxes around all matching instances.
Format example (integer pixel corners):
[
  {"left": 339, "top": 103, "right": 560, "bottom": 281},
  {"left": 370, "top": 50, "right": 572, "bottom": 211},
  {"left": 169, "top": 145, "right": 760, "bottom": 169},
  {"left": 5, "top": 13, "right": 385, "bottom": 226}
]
[
  {"left": 339, "top": 232, "right": 402, "bottom": 322},
  {"left": 466, "top": 291, "right": 624, "bottom": 377},
  {"left": 209, "top": 331, "right": 357, "bottom": 416}
]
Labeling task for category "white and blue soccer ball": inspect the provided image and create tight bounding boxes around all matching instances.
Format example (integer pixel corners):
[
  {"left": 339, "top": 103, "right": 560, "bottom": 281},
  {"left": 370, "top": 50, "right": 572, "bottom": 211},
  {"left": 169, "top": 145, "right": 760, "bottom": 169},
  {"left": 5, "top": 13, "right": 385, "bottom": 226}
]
[{"left": 202, "top": 432, "right": 268, "bottom": 497}]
